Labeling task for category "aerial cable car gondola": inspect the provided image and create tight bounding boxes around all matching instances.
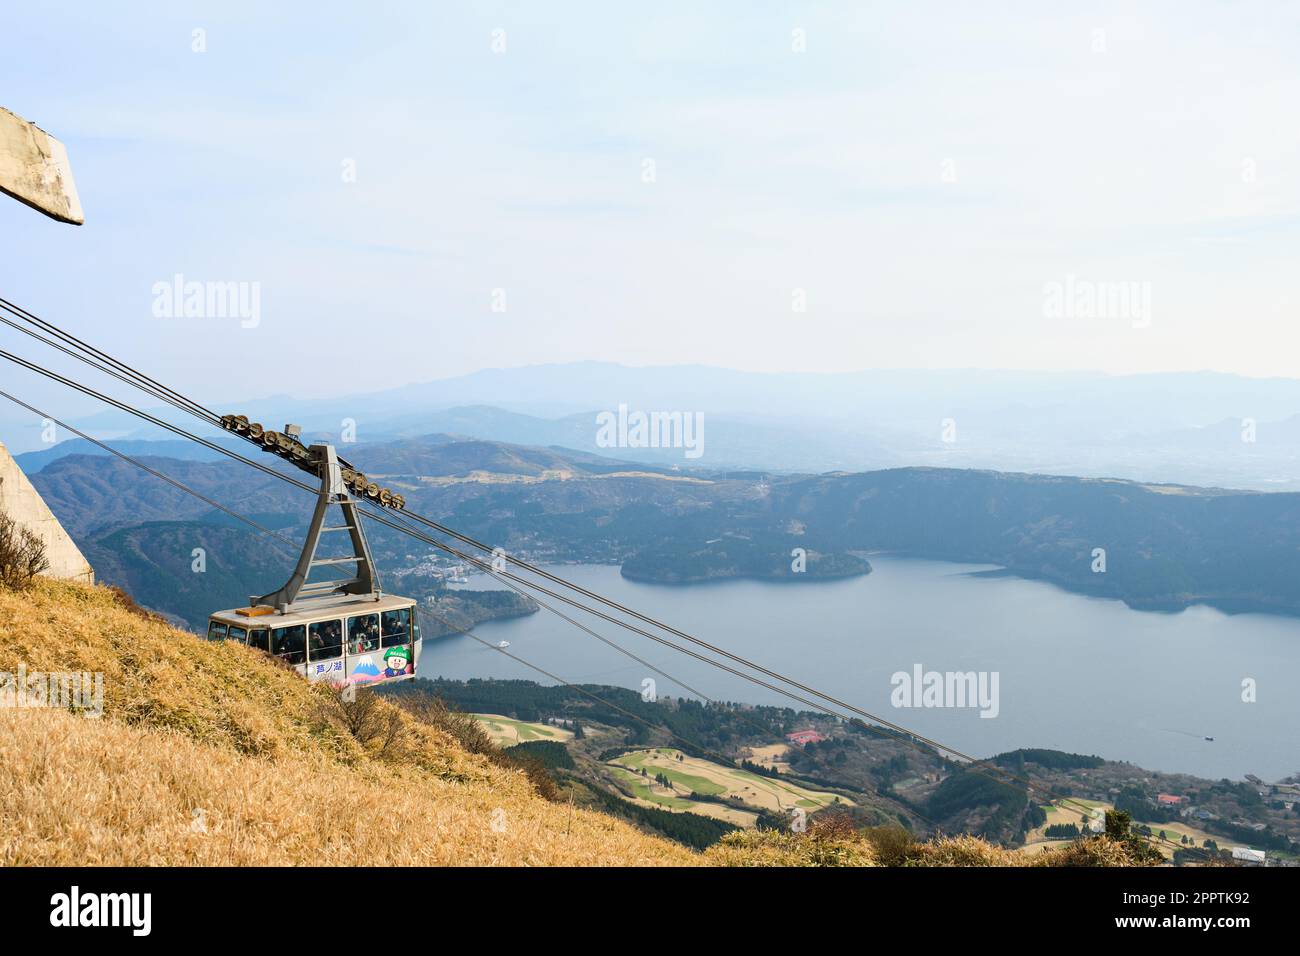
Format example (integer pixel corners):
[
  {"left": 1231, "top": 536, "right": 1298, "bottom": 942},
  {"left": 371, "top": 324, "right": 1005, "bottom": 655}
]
[{"left": 205, "top": 428, "right": 420, "bottom": 688}]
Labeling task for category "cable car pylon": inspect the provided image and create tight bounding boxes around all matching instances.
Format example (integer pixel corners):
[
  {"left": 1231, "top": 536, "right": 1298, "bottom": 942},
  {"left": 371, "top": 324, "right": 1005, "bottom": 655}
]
[{"left": 255, "top": 440, "right": 379, "bottom": 612}]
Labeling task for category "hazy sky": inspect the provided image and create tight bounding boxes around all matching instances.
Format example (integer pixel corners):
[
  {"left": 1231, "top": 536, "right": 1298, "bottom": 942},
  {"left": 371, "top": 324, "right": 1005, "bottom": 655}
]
[{"left": 3, "top": 1, "right": 1300, "bottom": 425}]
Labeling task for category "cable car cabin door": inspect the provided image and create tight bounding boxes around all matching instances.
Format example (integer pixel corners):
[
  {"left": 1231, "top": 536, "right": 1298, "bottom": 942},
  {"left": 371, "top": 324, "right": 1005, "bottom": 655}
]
[
  {"left": 303, "top": 618, "right": 346, "bottom": 684},
  {"left": 269, "top": 622, "right": 310, "bottom": 680}
]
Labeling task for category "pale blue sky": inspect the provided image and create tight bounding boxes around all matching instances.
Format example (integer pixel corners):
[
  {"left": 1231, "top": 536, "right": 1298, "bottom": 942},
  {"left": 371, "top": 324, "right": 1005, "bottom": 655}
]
[{"left": 3, "top": 1, "right": 1300, "bottom": 432}]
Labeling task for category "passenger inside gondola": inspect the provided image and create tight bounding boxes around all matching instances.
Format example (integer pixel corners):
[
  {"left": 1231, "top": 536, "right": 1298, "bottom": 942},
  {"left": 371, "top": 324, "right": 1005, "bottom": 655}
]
[
  {"left": 347, "top": 613, "right": 380, "bottom": 653},
  {"left": 272, "top": 624, "right": 306, "bottom": 665},
  {"left": 308, "top": 620, "right": 343, "bottom": 661},
  {"left": 381, "top": 608, "right": 410, "bottom": 647}
]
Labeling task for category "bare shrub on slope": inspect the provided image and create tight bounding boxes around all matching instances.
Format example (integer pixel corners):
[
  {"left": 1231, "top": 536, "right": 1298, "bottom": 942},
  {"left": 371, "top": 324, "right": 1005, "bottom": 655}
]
[{"left": 0, "top": 513, "right": 47, "bottom": 590}]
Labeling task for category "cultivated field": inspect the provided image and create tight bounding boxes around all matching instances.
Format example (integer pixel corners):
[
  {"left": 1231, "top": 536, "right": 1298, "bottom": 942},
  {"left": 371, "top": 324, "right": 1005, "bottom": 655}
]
[
  {"left": 609, "top": 748, "right": 852, "bottom": 818},
  {"left": 472, "top": 714, "right": 574, "bottom": 746},
  {"left": 607, "top": 766, "right": 758, "bottom": 826},
  {"left": 465, "top": 712, "right": 572, "bottom": 749}
]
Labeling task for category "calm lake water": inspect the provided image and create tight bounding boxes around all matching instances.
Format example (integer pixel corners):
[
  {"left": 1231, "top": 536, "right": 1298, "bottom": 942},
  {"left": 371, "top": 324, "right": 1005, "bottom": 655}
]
[{"left": 422, "top": 557, "right": 1300, "bottom": 781}]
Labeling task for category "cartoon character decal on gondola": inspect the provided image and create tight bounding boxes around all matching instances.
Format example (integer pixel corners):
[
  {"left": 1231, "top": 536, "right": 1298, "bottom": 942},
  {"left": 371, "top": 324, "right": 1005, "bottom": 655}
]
[{"left": 382, "top": 645, "right": 412, "bottom": 679}]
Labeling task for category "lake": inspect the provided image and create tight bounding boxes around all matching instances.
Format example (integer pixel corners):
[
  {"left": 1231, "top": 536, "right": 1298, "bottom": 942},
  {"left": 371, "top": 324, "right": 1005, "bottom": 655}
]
[{"left": 421, "top": 556, "right": 1300, "bottom": 780}]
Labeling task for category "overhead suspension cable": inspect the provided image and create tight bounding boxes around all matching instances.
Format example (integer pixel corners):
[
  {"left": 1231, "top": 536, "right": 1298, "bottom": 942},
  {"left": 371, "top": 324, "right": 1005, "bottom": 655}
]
[
  {"left": 0, "top": 303, "right": 1210, "bottom": 852},
  {"left": 0, "top": 360, "right": 1093, "bottom": 828},
  {"left": 0, "top": 296, "right": 221, "bottom": 425},
  {"left": 0, "top": 345, "right": 321, "bottom": 496}
]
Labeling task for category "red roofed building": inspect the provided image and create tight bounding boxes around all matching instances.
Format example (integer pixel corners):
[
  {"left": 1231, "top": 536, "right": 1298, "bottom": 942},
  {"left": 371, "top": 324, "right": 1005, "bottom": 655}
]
[
  {"left": 1157, "top": 793, "right": 1184, "bottom": 806},
  {"left": 785, "top": 730, "right": 828, "bottom": 746}
]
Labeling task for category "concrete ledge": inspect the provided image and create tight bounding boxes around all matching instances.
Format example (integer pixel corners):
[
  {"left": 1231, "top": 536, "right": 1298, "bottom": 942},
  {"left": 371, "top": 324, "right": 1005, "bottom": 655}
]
[
  {"left": 0, "top": 106, "right": 84, "bottom": 225},
  {"left": 0, "top": 439, "right": 93, "bottom": 583}
]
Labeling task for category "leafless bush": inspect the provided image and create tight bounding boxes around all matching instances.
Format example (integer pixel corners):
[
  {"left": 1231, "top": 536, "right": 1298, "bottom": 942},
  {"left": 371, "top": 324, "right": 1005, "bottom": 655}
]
[
  {"left": 0, "top": 513, "right": 48, "bottom": 590},
  {"left": 396, "top": 692, "right": 498, "bottom": 758},
  {"left": 318, "top": 685, "right": 406, "bottom": 758},
  {"left": 809, "top": 809, "right": 860, "bottom": 842},
  {"left": 861, "top": 825, "right": 919, "bottom": 865}
]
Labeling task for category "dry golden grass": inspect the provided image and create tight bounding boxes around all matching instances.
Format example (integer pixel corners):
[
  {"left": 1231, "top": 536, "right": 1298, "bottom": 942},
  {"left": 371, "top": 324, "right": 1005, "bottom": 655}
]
[
  {"left": 906, "top": 835, "right": 1019, "bottom": 866},
  {"left": 705, "top": 828, "right": 880, "bottom": 867},
  {"left": 0, "top": 709, "right": 692, "bottom": 866},
  {"left": 706, "top": 828, "right": 1154, "bottom": 868},
  {"left": 0, "top": 580, "right": 694, "bottom": 866}
]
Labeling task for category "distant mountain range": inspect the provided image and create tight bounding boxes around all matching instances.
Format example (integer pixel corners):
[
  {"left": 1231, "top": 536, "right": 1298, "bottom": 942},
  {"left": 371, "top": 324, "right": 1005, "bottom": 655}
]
[
  {"left": 16, "top": 362, "right": 1300, "bottom": 490},
  {"left": 27, "top": 432, "right": 1300, "bottom": 626},
  {"left": 13, "top": 437, "right": 232, "bottom": 474}
]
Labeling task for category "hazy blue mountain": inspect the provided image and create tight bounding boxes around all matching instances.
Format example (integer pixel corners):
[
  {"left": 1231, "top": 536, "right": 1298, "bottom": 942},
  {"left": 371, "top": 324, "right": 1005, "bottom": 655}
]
[
  {"left": 14, "top": 437, "right": 232, "bottom": 474},
  {"left": 46, "top": 363, "right": 1300, "bottom": 488}
]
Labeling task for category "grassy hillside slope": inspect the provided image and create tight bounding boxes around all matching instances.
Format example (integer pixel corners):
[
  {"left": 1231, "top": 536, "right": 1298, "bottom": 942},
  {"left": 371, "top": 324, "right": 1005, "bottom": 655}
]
[{"left": 0, "top": 580, "right": 693, "bottom": 865}]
